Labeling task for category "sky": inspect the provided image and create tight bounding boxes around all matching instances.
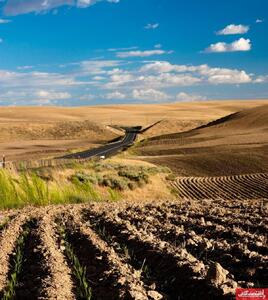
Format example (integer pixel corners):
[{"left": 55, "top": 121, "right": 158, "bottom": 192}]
[{"left": 0, "top": 0, "right": 267, "bottom": 106}]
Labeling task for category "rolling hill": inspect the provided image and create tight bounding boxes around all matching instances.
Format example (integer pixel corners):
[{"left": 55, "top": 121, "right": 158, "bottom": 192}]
[{"left": 138, "top": 105, "right": 268, "bottom": 176}]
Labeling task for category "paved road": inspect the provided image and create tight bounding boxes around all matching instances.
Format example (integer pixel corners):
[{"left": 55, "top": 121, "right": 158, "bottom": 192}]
[{"left": 59, "top": 129, "right": 138, "bottom": 160}]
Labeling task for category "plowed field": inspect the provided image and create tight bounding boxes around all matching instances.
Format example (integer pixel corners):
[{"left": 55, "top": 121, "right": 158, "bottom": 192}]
[
  {"left": 173, "top": 173, "right": 268, "bottom": 200},
  {"left": 0, "top": 199, "right": 267, "bottom": 299}
]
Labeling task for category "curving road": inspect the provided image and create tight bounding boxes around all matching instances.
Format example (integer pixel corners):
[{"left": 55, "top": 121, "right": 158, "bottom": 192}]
[{"left": 59, "top": 129, "right": 138, "bottom": 160}]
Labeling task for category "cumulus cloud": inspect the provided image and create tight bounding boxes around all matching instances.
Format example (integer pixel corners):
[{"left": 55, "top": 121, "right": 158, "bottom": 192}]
[
  {"left": 256, "top": 19, "right": 264, "bottom": 23},
  {"left": 36, "top": 90, "right": 71, "bottom": 100},
  {"left": 205, "top": 38, "right": 251, "bottom": 53},
  {"left": 0, "top": 58, "right": 266, "bottom": 105},
  {"left": 117, "top": 50, "right": 170, "bottom": 58},
  {"left": 3, "top": 0, "right": 120, "bottom": 16},
  {"left": 105, "top": 60, "right": 256, "bottom": 89},
  {"left": 145, "top": 23, "right": 159, "bottom": 30},
  {"left": 254, "top": 75, "right": 268, "bottom": 83},
  {"left": 217, "top": 24, "right": 249, "bottom": 35},
  {"left": 176, "top": 92, "right": 207, "bottom": 102},
  {"left": 140, "top": 61, "right": 191, "bottom": 73},
  {"left": 0, "top": 69, "right": 85, "bottom": 88},
  {"left": 139, "top": 61, "right": 253, "bottom": 85},
  {"left": 0, "top": 89, "right": 71, "bottom": 105},
  {"left": 105, "top": 91, "right": 126, "bottom": 99},
  {"left": 80, "top": 60, "right": 122, "bottom": 74},
  {"left": 132, "top": 89, "right": 169, "bottom": 102}
]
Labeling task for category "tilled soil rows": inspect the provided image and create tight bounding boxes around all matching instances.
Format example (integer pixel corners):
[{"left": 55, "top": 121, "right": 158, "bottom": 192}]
[
  {"left": 0, "top": 199, "right": 267, "bottom": 300},
  {"left": 173, "top": 173, "right": 268, "bottom": 200}
]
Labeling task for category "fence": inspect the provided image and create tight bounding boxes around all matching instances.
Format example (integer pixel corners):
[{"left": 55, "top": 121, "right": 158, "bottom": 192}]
[{"left": 1, "top": 157, "right": 94, "bottom": 173}]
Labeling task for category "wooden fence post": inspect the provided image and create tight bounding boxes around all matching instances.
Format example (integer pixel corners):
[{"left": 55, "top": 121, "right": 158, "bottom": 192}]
[{"left": 3, "top": 155, "right": 5, "bottom": 169}]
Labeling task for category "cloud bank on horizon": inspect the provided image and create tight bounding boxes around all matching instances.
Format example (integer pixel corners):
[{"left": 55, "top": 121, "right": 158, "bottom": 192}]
[{"left": 0, "top": 0, "right": 267, "bottom": 105}]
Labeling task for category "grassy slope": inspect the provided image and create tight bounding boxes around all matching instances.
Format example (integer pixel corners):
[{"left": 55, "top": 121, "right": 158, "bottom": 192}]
[
  {"left": 0, "top": 159, "right": 174, "bottom": 210},
  {"left": 136, "top": 105, "right": 268, "bottom": 177}
]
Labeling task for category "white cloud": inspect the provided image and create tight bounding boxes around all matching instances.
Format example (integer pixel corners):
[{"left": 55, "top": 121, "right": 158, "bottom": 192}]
[
  {"left": 205, "top": 38, "right": 251, "bottom": 53},
  {"left": 117, "top": 50, "right": 170, "bottom": 58},
  {"left": 36, "top": 90, "right": 71, "bottom": 100},
  {"left": 0, "top": 89, "right": 71, "bottom": 105},
  {"left": 108, "top": 46, "right": 138, "bottom": 52},
  {"left": 197, "top": 64, "right": 252, "bottom": 84},
  {"left": 132, "top": 89, "right": 169, "bottom": 102},
  {"left": 80, "top": 60, "right": 122, "bottom": 74},
  {"left": 217, "top": 24, "right": 249, "bottom": 35},
  {"left": 176, "top": 92, "right": 207, "bottom": 102},
  {"left": 3, "top": 0, "right": 120, "bottom": 16},
  {"left": 140, "top": 61, "right": 190, "bottom": 73},
  {"left": 104, "top": 60, "right": 257, "bottom": 89},
  {"left": 17, "top": 66, "right": 34, "bottom": 70},
  {"left": 145, "top": 23, "right": 159, "bottom": 30},
  {"left": 77, "top": 0, "right": 119, "bottom": 8},
  {"left": 145, "top": 73, "right": 201, "bottom": 87},
  {"left": 254, "top": 75, "right": 268, "bottom": 83},
  {"left": 0, "top": 58, "right": 266, "bottom": 105},
  {"left": 0, "top": 18, "right": 11, "bottom": 24},
  {"left": 105, "top": 91, "right": 126, "bottom": 99},
  {"left": 256, "top": 19, "right": 264, "bottom": 23},
  {"left": 154, "top": 44, "right": 162, "bottom": 49},
  {"left": 0, "top": 69, "right": 84, "bottom": 88}
]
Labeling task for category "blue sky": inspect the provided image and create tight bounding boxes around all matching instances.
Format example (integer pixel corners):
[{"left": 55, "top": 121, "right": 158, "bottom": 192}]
[{"left": 0, "top": 0, "right": 267, "bottom": 105}]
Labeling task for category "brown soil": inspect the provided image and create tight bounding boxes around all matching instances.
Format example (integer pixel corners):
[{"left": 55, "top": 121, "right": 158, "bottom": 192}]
[
  {"left": 0, "top": 199, "right": 267, "bottom": 299},
  {"left": 138, "top": 105, "right": 268, "bottom": 176},
  {"left": 173, "top": 173, "right": 268, "bottom": 200}
]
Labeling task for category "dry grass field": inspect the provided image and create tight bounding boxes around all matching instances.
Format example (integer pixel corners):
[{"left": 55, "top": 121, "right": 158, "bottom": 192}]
[
  {"left": 0, "top": 100, "right": 267, "bottom": 161},
  {"left": 137, "top": 103, "right": 268, "bottom": 177}
]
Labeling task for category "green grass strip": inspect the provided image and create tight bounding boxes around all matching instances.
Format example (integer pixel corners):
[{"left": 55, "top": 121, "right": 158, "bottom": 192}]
[
  {"left": 59, "top": 226, "right": 92, "bottom": 300},
  {"left": 2, "top": 223, "right": 31, "bottom": 300}
]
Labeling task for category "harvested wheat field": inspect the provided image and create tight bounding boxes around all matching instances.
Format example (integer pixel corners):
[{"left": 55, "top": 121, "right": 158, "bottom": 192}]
[
  {"left": 0, "top": 100, "right": 267, "bottom": 161},
  {"left": 138, "top": 104, "right": 268, "bottom": 177},
  {"left": 0, "top": 199, "right": 267, "bottom": 300}
]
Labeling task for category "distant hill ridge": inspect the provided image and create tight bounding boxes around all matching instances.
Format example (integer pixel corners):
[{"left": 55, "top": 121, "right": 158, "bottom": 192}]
[{"left": 197, "top": 105, "right": 268, "bottom": 131}]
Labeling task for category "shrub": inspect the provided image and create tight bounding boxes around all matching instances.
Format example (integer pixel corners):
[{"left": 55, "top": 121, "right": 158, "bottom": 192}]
[
  {"left": 70, "top": 172, "right": 102, "bottom": 186},
  {"left": 100, "top": 175, "right": 129, "bottom": 191},
  {"left": 128, "top": 181, "right": 139, "bottom": 190},
  {"left": 118, "top": 168, "right": 150, "bottom": 185},
  {"left": 35, "top": 169, "right": 54, "bottom": 181}
]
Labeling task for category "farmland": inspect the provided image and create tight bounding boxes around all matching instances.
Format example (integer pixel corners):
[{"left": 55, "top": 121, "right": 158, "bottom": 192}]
[
  {"left": 173, "top": 173, "right": 268, "bottom": 200},
  {"left": 0, "top": 198, "right": 267, "bottom": 299},
  {"left": 0, "top": 100, "right": 267, "bottom": 161},
  {"left": 0, "top": 101, "right": 267, "bottom": 299}
]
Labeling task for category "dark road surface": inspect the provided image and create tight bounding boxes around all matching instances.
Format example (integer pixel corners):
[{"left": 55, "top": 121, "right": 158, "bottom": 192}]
[{"left": 59, "top": 129, "right": 138, "bottom": 160}]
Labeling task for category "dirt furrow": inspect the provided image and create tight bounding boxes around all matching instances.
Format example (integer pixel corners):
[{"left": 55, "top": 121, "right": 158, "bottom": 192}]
[
  {"left": 38, "top": 208, "right": 75, "bottom": 300},
  {"left": 174, "top": 173, "right": 268, "bottom": 200},
  {"left": 68, "top": 208, "right": 150, "bottom": 300},
  {"left": 58, "top": 210, "right": 149, "bottom": 300},
  {"left": 230, "top": 176, "right": 267, "bottom": 198},
  {"left": 83, "top": 208, "right": 237, "bottom": 300},
  {"left": 0, "top": 213, "right": 29, "bottom": 293},
  {"left": 13, "top": 219, "right": 50, "bottom": 299},
  {"left": 118, "top": 209, "right": 267, "bottom": 286}
]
